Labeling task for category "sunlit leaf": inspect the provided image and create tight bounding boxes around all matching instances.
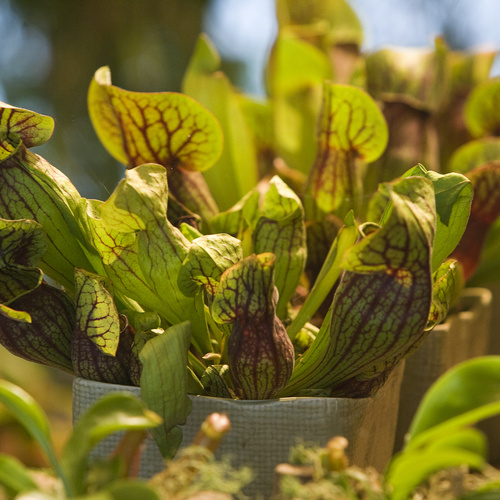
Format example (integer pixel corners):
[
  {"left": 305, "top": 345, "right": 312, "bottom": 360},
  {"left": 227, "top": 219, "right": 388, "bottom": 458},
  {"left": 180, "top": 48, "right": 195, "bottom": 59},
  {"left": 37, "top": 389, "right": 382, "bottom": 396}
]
[
  {"left": 0, "top": 148, "right": 98, "bottom": 292},
  {"left": 286, "top": 211, "right": 358, "bottom": 341},
  {"left": 386, "top": 444, "right": 485, "bottom": 500},
  {"left": 465, "top": 78, "right": 500, "bottom": 138},
  {"left": 448, "top": 137, "right": 500, "bottom": 173},
  {"left": 282, "top": 176, "right": 434, "bottom": 396},
  {"left": 0, "top": 103, "right": 54, "bottom": 161},
  {"left": 139, "top": 321, "right": 192, "bottom": 458},
  {"left": 306, "top": 82, "right": 388, "bottom": 215},
  {"left": 267, "top": 31, "right": 331, "bottom": 174},
  {"left": 74, "top": 269, "right": 119, "bottom": 356},
  {"left": 183, "top": 35, "right": 259, "bottom": 210},
  {"left": 398, "top": 164, "right": 472, "bottom": 272},
  {"left": 88, "top": 164, "right": 211, "bottom": 352},
  {"left": 451, "top": 161, "right": 500, "bottom": 280},
  {"left": 89, "top": 66, "right": 222, "bottom": 172}
]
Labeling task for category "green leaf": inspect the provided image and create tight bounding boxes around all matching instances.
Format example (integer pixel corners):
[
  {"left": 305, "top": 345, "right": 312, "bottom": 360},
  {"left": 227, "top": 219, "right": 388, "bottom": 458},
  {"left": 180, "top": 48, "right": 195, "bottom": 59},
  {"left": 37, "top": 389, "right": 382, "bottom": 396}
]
[
  {"left": 0, "top": 282, "right": 74, "bottom": 373},
  {"left": 0, "top": 454, "right": 38, "bottom": 496},
  {"left": 448, "top": 137, "right": 500, "bottom": 174},
  {"left": 276, "top": 0, "right": 363, "bottom": 47},
  {"left": 0, "top": 218, "right": 46, "bottom": 306},
  {"left": 61, "top": 392, "right": 161, "bottom": 496},
  {"left": 386, "top": 357, "right": 500, "bottom": 500},
  {"left": 400, "top": 164, "right": 473, "bottom": 272},
  {"left": 465, "top": 78, "right": 500, "bottom": 138},
  {"left": 0, "top": 379, "right": 65, "bottom": 493},
  {"left": 286, "top": 211, "right": 358, "bottom": 341},
  {"left": 88, "top": 66, "right": 222, "bottom": 222},
  {"left": 88, "top": 66, "right": 222, "bottom": 172},
  {"left": 74, "top": 269, "right": 120, "bottom": 356},
  {"left": 182, "top": 35, "right": 260, "bottom": 211},
  {"left": 427, "top": 259, "right": 463, "bottom": 330},
  {"left": 105, "top": 480, "right": 161, "bottom": 500},
  {"left": 253, "top": 176, "right": 307, "bottom": 318},
  {"left": 282, "top": 176, "right": 434, "bottom": 396},
  {"left": 386, "top": 445, "right": 484, "bottom": 500},
  {"left": 139, "top": 321, "right": 192, "bottom": 458},
  {"left": 451, "top": 161, "right": 500, "bottom": 280},
  {"left": 306, "top": 83, "right": 388, "bottom": 215},
  {"left": 178, "top": 234, "right": 243, "bottom": 298},
  {"left": 0, "top": 103, "right": 54, "bottom": 161},
  {"left": 407, "top": 356, "right": 500, "bottom": 447},
  {"left": 266, "top": 31, "right": 331, "bottom": 174},
  {"left": 366, "top": 46, "right": 446, "bottom": 111},
  {"left": 212, "top": 253, "right": 295, "bottom": 399},
  {"left": 212, "top": 253, "right": 277, "bottom": 324},
  {"left": 88, "top": 164, "right": 210, "bottom": 352},
  {"left": 0, "top": 144, "right": 98, "bottom": 292}
]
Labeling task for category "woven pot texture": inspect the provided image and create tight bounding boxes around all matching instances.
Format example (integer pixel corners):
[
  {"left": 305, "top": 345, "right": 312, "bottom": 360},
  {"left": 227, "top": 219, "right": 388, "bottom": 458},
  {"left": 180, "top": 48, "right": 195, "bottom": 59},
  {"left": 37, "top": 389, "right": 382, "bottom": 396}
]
[
  {"left": 395, "top": 287, "right": 492, "bottom": 452},
  {"left": 73, "top": 362, "right": 404, "bottom": 498}
]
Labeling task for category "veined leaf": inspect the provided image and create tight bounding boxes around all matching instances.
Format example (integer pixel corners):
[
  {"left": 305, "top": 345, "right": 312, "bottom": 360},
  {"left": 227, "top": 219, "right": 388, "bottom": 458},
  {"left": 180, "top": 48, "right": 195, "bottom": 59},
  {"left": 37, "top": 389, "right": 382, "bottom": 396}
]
[
  {"left": 88, "top": 66, "right": 222, "bottom": 222},
  {"left": 286, "top": 211, "right": 358, "bottom": 341},
  {"left": 282, "top": 176, "right": 434, "bottom": 396},
  {"left": 253, "top": 176, "right": 307, "bottom": 318},
  {"left": 0, "top": 282, "right": 74, "bottom": 373},
  {"left": 0, "top": 218, "right": 46, "bottom": 306},
  {"left": 88, "top": 164, "right": 211, "bottom": 353},
  {"left": 74, "top": 268, "right": 119, "bottom": 356},
  {"left": 0, "top": 103, "right": 54, "bottom": 161},
  {"left": 72, "top": 270, "right": 136, "bottom": 385},
  {"left": 426, "top": 259, "right": 463, "bottom": 330},
  {"left": 178, "top": 233, "right": 243, "bottom": 298},
  {"left": 139, "top": 321, "right": 192, "bottom": 458},
  {"left": 306, "top": 83, "right": 388, "bottom": 216},
  {"left": 88, "top": 66, "right": 222, "bottom": 172},
  {"left": 212, "top": 253, "right": 295, "bottom": 399},
  {"left": 0, "top": 148, "right": 97, "bottom": 292}
]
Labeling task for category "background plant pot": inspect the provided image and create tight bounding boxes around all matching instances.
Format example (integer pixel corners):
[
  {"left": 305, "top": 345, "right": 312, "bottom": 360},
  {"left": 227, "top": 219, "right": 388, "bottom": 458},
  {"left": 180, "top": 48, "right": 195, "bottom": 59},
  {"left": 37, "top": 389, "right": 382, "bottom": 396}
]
[
  {"left": 394, "top": 287, "right": 492, "bottom": 452},
  {"left": 73, "top": 362, "right": 404, "bottom": 498},
  {"left": 479, "top": 282, "right": 500, "bottom": 466}
]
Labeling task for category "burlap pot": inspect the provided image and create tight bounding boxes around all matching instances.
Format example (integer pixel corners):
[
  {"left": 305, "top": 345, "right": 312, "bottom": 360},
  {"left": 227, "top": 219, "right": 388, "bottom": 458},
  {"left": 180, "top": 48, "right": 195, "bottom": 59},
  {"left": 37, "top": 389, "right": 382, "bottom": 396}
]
[
  {"left": 395, "top": 287, "right": 492, "bottom": 452},
  {"left": 480, "top": 282, "right": 500, "bottom": 465},
  {"left": 73, "top": 362, "right": 404, "bottom": 499}
]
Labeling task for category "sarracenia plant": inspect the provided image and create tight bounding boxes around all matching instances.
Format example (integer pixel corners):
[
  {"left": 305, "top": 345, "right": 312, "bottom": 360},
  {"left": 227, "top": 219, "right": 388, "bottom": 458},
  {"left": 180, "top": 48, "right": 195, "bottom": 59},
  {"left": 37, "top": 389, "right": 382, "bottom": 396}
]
[{"left": 0, "top": 32, "right": 472, "bottom": 460}]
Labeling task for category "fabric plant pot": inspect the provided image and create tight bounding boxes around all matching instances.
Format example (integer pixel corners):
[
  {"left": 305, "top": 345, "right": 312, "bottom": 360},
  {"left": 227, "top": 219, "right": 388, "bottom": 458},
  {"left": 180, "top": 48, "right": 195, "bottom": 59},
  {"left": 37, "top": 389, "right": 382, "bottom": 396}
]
[
  {"left": 395, "top": 287, "right": 492, "bottom": 452},
  {"left": 73, "top": 362, "right": 405, "bottom": 499},
  {"left": 479, "top": 282, "right": 500, "bottom": 465}
]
